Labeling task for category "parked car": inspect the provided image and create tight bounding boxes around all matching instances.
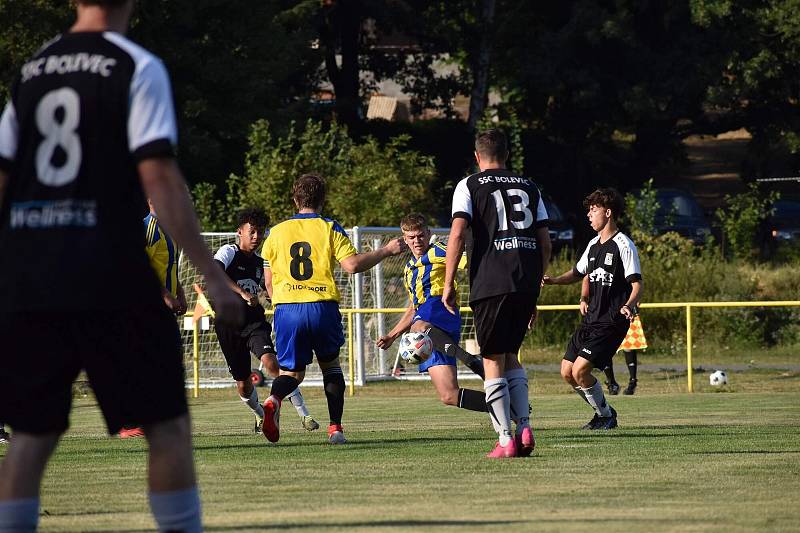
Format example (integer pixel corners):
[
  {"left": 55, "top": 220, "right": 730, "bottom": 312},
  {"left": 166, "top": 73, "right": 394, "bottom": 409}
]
[
  {"left": 542, "top": 195, "right": 575, "bottom": 254},
  {"left": 647, "top": 189, "right": 711, "bottom": 244},
  {"left": 761, "top": 199, "right": 800, "bottom": 256}
]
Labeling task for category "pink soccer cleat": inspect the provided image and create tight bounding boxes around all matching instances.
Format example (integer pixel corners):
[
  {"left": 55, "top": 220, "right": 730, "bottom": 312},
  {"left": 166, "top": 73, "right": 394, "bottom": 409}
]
[
  {"left": 515, "top": 426, "right": 535, "bottom": 457},
  {"left": 486, "top": 438, "right": 517, "bottom": 458},
  {"left": 262, "top": 396, "right": 281, "bottom": 442}
]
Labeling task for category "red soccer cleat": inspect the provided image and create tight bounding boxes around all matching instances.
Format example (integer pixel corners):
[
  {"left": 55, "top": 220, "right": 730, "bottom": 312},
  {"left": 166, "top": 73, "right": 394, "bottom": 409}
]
[
  {"left": 515, "top": 426, "right": 535, "bottom": 457},
  {"left": 119, "top": 427, "right": 144, "bottom": 439},
  {"left": 327, "top": 424, "right": 346, "bottom": 444},
  {"left": 486, "top": 438, "right": 517, "bottom": 458},
  {"left": 262, "top": 396, "right": 281, "bottom": 442}
]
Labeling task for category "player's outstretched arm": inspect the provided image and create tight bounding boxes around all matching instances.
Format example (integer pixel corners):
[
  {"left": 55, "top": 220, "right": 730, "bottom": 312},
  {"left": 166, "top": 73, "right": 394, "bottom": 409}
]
[
  {"left": 339, "top": 237, "right": 405, "bottom": 274},
  {"left": 139, "top": 157, "right": 243, "bottom": 326},
  {"left": 376, "top": 303, "right": 415, "bottom": 350},
  {"left": 442, "top": 218, "right": 468, "bottom": 315},
  {"left": 542, "top": 269, "right": 581, "bottom": 286}
]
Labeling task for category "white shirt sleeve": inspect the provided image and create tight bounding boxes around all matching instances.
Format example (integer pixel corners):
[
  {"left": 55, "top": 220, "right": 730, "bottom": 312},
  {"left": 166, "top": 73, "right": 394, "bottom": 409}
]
[
  {"left": 0, "top": 102, "right": 18, "bottom": 163},
  {"left": 128, "top": 57, "right": 177, "bottom": 154},
  {"left": 574, "top": 241, "right": 593, "bottom": 275},
  {"left": 619, "top": 238, "right": 642, "bottom": 280},
  {"left": 214, "top": 244, "right": 237, "bottom": 269},
  {"left": 451, "top": 177, "right": 472, "bottom": 220},
  {"left": 536, "top": 193, "right": 548, "bottom": 222}
]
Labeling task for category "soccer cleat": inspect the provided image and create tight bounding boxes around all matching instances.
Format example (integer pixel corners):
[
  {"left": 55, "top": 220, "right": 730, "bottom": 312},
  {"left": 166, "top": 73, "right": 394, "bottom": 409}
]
[
  {"left": 486, "top": 438, "right": 517, "bottom": 458},
  {"left": 581, "top": 413, "right": 601, "bottom": 430},
  {"left": 0, "top": 430, "right": 10, "bottom": 444},
  {"left": 327, "top": 424, "right": 346, "bottom": 444},
  {"left": 262, "top": 396, "right": 281, "bottom": 442},
  {"left": 606, "top": 381, "right": 620, "bottom": 395},
  {"left": 254, "top": 413, "right": 264, "bottom": 434},
  {"left": 515, "top": 426, "right": 535, "bottom": 457},
  {"left": 623, "top": 379, "right": 637, "bottom": 395},
  {"left": 119, "top": 427, "right": 144, "bottom": 439},
  {"left": 595, "top": 407, "right": 618, "bottom": 430},
  {"left": 302, "top": 415, "right": 320, "bottom": 432}
]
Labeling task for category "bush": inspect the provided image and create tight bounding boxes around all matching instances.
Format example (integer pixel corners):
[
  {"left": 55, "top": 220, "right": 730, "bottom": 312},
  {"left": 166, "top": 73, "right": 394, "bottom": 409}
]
[{"left": 192, "top": 119, "right": 437, "bottom": 230}]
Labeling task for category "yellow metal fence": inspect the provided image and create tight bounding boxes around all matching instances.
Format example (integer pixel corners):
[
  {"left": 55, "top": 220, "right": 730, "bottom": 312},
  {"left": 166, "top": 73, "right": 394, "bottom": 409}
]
[{"left": 190, "top": 300, "right": 800, "bottom": 397}]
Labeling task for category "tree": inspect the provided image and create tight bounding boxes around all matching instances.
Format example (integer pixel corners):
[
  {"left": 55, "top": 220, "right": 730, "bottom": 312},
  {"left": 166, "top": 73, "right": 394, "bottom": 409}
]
[{"left": 193, "top": 119, "right": 436, "bottom": 230}]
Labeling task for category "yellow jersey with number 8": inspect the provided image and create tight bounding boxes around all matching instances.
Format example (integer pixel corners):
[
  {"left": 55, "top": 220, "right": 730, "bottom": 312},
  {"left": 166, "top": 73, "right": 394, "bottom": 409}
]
[{"left": 262, "top": 213, "right": 357, "bottom": 304}]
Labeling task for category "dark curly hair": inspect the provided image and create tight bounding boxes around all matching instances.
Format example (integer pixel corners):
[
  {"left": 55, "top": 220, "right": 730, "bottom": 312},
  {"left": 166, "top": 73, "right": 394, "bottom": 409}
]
[
  {"left": 583, "top": 188, "right": 624, "bottom": 220},
  {"left": 236, "top": 207, "right": 268, "bottom": 230}
]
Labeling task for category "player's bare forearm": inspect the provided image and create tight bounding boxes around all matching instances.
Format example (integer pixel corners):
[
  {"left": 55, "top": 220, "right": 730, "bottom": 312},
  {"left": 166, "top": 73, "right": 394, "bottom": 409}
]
[
  {"left": 536, "top": 226, "right": 551, "bottom": 278},
  {"left": 581, "top": 275, "right": 590, "bottom": 300},
  {"left": 626, "top": 280, "right": 643, "bottom": 307},
  {"left": 544, "top": 269, "right": 581, "bottom": 285},
  {"left": 378, "top": 304, "right": 415, "bottom": 349}
]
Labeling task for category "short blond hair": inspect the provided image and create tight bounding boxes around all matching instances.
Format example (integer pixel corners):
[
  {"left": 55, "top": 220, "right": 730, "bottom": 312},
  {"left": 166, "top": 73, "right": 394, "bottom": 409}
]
[{"left": 400, "top": 213, "right": 428, "bottom": 233}]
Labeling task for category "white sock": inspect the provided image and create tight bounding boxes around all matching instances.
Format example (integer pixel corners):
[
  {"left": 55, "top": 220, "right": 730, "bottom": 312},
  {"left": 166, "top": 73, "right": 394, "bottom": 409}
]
[
  {"left": 582, "top": 379, "right": 612, "bottom": 417},
  {"left": 0, "top": 497, "right": 39, "bottom": 532},
  {"left": 574, "top": 386, "right": 591, "bottom": 406},
  {"left": 484, "top": 378, "right": 513, "bottom": 446},
  {"left": 505, "top": 368, "right": 530, "bottom": 432},
  {"left": 148, "top": 487, "right": 202, "bottom": 533},
  {"left": 240, "top": 388, "right": 264, "bottom": 418},
  {"left": 286, "top": 387, "right": 310, "bottom": 418}
]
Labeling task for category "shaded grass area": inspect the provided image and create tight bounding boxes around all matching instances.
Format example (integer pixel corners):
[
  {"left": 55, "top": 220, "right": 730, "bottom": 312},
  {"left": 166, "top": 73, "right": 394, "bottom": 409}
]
[{"left": 12, "top": 382, "right": 800, "bottom": 532}]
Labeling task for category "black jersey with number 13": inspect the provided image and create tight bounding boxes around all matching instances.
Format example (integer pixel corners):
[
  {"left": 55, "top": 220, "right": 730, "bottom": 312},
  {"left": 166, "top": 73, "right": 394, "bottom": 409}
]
[{"left": 451, "top": 169, "right": 550, "bottom": 303}]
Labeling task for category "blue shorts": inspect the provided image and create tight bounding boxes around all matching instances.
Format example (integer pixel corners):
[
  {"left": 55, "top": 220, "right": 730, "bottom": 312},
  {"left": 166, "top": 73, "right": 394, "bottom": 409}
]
[
  {"left": 274, "top": 301, "right": 344, "bottom": 371},
  {"left": 413, "top": 297, "right": 460, "bottom": 373}
]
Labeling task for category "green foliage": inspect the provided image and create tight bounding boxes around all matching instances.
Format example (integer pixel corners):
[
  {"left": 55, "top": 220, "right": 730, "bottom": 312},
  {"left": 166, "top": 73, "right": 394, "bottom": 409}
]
[
  {"left": 715, "top": 183, "right": 779, "bottom": 260},
  {"left": 623, "top": 178, "right": 660, "bottom": 236},
  {"left": 193, "top": 119, "right": 436, "bottom": 230}
]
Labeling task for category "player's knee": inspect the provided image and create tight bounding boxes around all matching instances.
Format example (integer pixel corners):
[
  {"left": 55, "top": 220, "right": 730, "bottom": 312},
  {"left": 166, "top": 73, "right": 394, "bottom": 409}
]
[
  {"left": 145, "top": 415, "right": 191, "bottom": 450},
  {"left": 439, "top": 390, "right": 458, "bottom": 406},
  {"left": 261, "top": 354, "right": 280, "bottom": 378},
  {"left": 560, "top": 366, "right": 573, "bottom": 382}
]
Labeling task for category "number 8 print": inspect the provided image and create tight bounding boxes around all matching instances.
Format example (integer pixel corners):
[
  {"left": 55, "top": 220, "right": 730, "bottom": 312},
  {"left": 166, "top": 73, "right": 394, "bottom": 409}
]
[{"left": 35, "top": 87, "right": 82, "bottom": 187}]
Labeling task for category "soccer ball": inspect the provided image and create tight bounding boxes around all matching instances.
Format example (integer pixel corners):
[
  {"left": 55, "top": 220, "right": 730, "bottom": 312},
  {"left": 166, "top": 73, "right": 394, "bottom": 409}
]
[
  {"left": 398, "top": 331, "right": 433, "bottom": 365},
  {"left": 709, "top": 370, "right": 728, "bottom": 386}
]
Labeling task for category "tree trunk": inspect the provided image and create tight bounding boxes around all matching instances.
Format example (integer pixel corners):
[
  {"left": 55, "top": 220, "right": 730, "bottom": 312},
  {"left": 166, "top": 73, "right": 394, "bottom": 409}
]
[
  {"left": 321, "top": 0, "right": 362, "bottom": 129},
  {"left": 467, "top": 0, "right": 496, "bottom": 132}
]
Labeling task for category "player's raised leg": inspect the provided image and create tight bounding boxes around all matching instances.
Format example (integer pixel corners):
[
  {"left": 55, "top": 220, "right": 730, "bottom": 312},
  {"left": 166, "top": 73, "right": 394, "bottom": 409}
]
[
  {"left": 424, "top": 326, "right": 485, "bottom": 379},
  {"left": 427, "top": 365, "right": 486, "bottom": 411}
]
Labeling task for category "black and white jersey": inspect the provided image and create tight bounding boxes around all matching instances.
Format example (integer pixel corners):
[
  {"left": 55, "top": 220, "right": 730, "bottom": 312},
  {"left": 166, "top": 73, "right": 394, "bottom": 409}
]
[
  {"left": 451, "top": 168, "right": 549, "bottom": 303},
  {"left": 574, "top": 231, "right": 642, "bottom": 325},
  {"left": 0, "top": 32, "right": 177, "bottom": 312},
  {"left": 214, "top": 244, "right": 266, "bottom": 327}
]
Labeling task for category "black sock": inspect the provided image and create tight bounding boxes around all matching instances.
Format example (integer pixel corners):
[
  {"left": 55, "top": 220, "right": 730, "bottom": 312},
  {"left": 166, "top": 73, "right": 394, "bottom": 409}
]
[
  {"left": 457, "top": 388, "right": 488, "bottom": 412},
  {"left": 625, "top": 350, "right": 638, "bottom": 381},
  {"left": 603, "top": 364, "right": 617, "bottom": 384},
  {"left": 270, "top": 375, "right": 299, "bottom": 401},
  {"left": 424, "top": 326, "right": 484, "bottom": 379},
  {"left": 323, "top": 366, "right": 345, "bottom": 425}
]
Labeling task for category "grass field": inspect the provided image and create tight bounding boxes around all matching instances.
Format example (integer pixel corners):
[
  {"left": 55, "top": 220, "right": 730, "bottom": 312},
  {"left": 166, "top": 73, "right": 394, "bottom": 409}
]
[{"left": 13, "top": 371, "right": 800, "bottom": 532}]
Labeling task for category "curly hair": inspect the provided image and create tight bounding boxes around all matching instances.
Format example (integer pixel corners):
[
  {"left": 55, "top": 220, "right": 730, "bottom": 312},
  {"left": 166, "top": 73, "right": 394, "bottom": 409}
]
[
  {"left": 293, "top": 174, "right": 326, "bottom": 210},
  {"left": 583, "top": 188, "right": 624, "bottom": 219},
  {"left": 236, "top": 207, "right": 268, "bottom": 230}
]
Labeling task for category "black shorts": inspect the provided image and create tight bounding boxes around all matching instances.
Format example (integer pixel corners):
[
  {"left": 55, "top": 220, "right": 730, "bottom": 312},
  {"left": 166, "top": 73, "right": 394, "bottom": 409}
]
[
  {"left": 0, "top": 306, "right": 187, "bottom": 436},
  {"left": 215, "top": 320, "right": 275, "bottom": 382},
  {"left": 563, "top": 321, "right": 629, "bottom": 370},
  {"left": 472, "top": 291, "right": 539, "bottom": 355}
]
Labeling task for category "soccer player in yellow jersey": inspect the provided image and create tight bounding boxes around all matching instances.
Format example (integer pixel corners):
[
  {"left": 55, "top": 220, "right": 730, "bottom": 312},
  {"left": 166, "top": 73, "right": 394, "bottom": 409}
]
[
  {"left": 144, "top": 198, "right": 187, "bottom": 315},
  {"left": 260, "top": 174, "right": 404, "bottom": 444},
  {"left": 377, "top": 213, "right": 487, "bottom": 412}
]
